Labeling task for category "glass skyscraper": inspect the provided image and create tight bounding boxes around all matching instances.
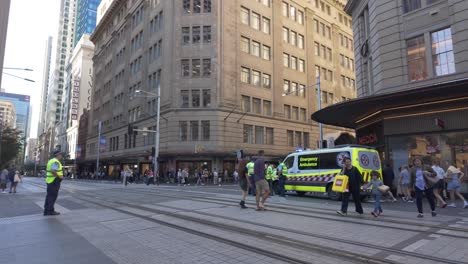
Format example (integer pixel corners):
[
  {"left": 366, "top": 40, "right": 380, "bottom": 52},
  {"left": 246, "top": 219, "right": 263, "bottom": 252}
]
[
  {"left": 0, "top": 92, "right": 31, "bottom": 139},
  {"left": 74, "top": 0, "right": 101, "bottom": 47}
]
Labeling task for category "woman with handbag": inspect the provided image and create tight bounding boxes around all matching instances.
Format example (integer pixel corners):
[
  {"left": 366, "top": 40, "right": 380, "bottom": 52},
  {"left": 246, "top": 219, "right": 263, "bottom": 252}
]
[
  {"left": 445, "top": 164, "right": 468, "bottom": 208},
  {"left": 9, "top": 170, "right": 22, "bottom": 194},
  {"left": 410, "top": 158, "right": 437, "bottom": 218}
]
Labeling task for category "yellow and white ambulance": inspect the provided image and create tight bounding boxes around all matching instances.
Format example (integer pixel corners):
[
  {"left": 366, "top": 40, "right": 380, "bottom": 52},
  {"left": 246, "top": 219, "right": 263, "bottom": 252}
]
[{"left": 282, "top": 145, "right": 382, "bottom": 200}]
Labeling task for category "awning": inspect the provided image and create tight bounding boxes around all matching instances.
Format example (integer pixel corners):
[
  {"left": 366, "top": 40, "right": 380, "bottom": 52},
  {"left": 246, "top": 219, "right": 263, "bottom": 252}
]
[{"left": 311, "top": 78, "right": 468, "bottom": 129}]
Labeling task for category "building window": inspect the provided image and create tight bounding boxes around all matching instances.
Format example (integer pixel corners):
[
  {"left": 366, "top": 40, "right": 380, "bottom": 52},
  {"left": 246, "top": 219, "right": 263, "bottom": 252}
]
[
  {"left": 180, "top": 121, "right": 188, "bottom": 141},
  {"left": 297, "top": 10, "right": 304, "bottom": 25},
  {"left": 284, "top": 105, "right": 291, "bottom": 119},
  {"left": 202, "top": 89, "right": 211, "bottom": 107},
  {"left": 192, "top": 59, "right": 201, "bottom": 77},
  {"left": 283, "top": 53, "right": 290, "bottom": 67},
  {"left": 298, "top": 59, "right": 305, "bottom": 72},
  {"left": 182, "top": 27, "right": 190, "bottom": 45},
  {"left": 190, "top": 121, "right": 199, "bottom": 141},
  {"left": 251, "top": 12, "right": 261, "bottom": 30},
  {"left": 243, "top": 125, "right": 254, "bottom": 143},
  {"left": 295, "top": 131, "right": 302, "bottom": 147},
  {"left": 192, "top": 90, "right": 200, "bottom": 107},
  {"left": 255, "top": 126, "right": 264, "bottom": 144},
  {"left": 203, "top": 0, "right": 211, "bottom": 13},
  {"left": 299, "top": 84, "right": 305, "bottom": 97},
  {"left": 298, "top": 34, "right": 304, "bottom": 49},
  {"left": 283, "top": 80, "right": 290, "bottom": 94},
  {"left": 282, "top": 2, "right": 289, "bottom": 17},
  {"left": 252, "top": 70, "right": 261, "bottom": 86},
  {"left": 290, "top": 6, "right": 296, "bottom": 20},
  {"left": 183, "top": 0, "right": 191, "bottom": 13},
  {"left": 291, "top": 82, "right": 298, "bottom": 95},
  {"left": 283, "top": 27, "right": 289, "bottom": 43},
  {"left": 181, "top": 59, "right": 190, "bottom": 77},
  {"left": 304, "top": 132, "right": 310, "bottom": 148},
  {"left": 192, "top": 26, "right": 201, "bottom": 43},
  {"left": 241, "top": 7, "right": 250, "bottom": 25},
  {"left": 314, "top": 42, "right": 320, "bottom": 56},
  {"left": 181, "top": 90, "right": 189, "bottom": 108},
  {"left": 241, "top": 67, "right": 250, "bottom": 83},
  {"left": 242, "top": 95, "right": 251, "bottom": 112},
  {"left": 262, "top": 73, "right": 271, "bottom": 88},
  {"left": 201, "top": 120, "right": 210, "bottom": 140},
  {"left": 287, "top": 130, "right": 294, "bottom": 146},
  {"left": 203, "top": 26, "right": 211, "bottom": 43},
  {"left": 263, "top": 100, "right": 272, "bottom": 116},
  {"left": 432, "top": 28, "right": 455, "bottom": 76},
  {"left": 292, "top": 106, "right": 299, "bottom": 120},
  {"left": 252, "top": 98, "right": 262, "bottom": 114},
  {"left": 241, "top": 36, "right": 250, "bottom": 53},
  {"left": 193, "top": 0, "right": 201, "bottom": 13},
  {"left": 252, "top": 41, "right": 261, "bottom": 57},
  {"left": 290, "top": 31, "right": 297, "bottom": 46},
  {"left": 262, "top": 17, "right": 270, "bottom": 34},
  {"left": 403, "top": 0, "right": 421, "bottom": 13},
  {"left": 262, "top": 45, "right": 271, "bottom": 60},
  {"left": 407, "top": 35, "right": 427, "bottom": 81},
  {"left": 291, "top": 56, "right": 297, "bottom": 70},
  {"left": 202, "top": 59, "right": 211, "bottom": 77},
  {"left": 300, "top": 108, "right": 306, "bottom": 122}
]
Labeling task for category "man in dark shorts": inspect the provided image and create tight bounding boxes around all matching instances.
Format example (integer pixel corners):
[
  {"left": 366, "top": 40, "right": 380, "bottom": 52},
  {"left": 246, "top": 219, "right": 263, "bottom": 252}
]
[{"left": 254, "top": 150, "right": 270, "bottom": 210}]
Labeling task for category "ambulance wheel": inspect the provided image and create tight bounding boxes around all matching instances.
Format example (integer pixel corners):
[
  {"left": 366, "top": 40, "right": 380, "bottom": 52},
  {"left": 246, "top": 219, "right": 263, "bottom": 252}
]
[
  {"left": 327, "top": 185, "right": 341, "bottom": 201},
  {"left": 296, "top": 191, "right": 306, "bottom": 197}
]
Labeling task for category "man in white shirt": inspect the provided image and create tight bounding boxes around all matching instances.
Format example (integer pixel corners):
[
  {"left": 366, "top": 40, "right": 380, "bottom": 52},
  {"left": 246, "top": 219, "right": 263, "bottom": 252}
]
[{"left": 432, "top": 160, "right": 447, "bottom": 208}]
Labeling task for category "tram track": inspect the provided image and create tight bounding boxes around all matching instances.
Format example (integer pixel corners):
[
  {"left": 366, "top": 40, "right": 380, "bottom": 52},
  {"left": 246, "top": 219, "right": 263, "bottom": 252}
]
[{"left": 71, "top": 190, "right": 465, "bottom": 264}]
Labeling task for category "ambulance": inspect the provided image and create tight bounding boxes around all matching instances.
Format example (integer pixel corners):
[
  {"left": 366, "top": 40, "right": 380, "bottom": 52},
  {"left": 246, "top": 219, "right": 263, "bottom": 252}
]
[{"left": 282, "top": 145, "right": 382, "bottom": 200}]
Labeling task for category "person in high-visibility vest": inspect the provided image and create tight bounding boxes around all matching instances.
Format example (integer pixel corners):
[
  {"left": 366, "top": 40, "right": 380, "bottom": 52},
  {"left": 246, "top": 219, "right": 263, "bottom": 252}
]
[
  {"left": 277, "top": 160, "right": 288, "bottom": 197},
  {"left": 266, "top": 164, "right": 274, "bottom": 196},
  {"left": 246, "top": 158, "right": 256, "bottom": 196},
  {"left": 272, "top": 166, "right": 279, "bottom": 195},
  {"left": 44, "top": 150, "right": 64, "bottom": 216}
]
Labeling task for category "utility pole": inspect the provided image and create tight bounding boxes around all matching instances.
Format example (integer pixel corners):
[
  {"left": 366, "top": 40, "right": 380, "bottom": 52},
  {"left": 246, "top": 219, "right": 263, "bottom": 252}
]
[
  {"left": 96, "top": 121, "right": 101, "bottom": 174},
  {"left": 316, "top": 76, "right": 323, "bottom": 149}
]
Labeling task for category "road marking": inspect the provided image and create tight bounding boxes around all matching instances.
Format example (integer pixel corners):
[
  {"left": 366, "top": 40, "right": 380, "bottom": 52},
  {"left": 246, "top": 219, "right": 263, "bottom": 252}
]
[
  {"left": 402, "top": 239, "right": 429, "bottom": 252},
  {"left": 429, "top": 234, "right": 441, "bottom": 238},
  {"left": 385, "top": 255, "right": 403, "bottom": 261}
]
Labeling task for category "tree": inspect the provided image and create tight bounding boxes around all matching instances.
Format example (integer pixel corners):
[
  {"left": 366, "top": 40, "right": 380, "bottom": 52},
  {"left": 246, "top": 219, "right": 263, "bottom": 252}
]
[
  {"left": 0, "top": 127, "right": 23, "bottom": 168},
  {"left": 334, "top": 132, "right": 356, "bottom": 146}
]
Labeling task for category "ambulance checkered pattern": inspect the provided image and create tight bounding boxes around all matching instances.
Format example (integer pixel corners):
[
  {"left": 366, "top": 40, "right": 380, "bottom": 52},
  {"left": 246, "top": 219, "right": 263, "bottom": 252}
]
[{"left": 288, "top": 171, "right": 373, "bottom": 183}]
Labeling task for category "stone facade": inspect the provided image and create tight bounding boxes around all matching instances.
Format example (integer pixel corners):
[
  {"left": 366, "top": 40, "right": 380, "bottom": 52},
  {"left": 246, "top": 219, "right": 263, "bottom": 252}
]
[{"left": 86, "top": 0, "right": 355, "bottom": 176}]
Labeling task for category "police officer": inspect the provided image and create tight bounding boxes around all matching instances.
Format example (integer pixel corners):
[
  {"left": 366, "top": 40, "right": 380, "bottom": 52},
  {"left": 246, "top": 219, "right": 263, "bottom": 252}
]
[
  {"left": 246, "top": 158, "right": 256, "bottom": 196},
  {"left": 44, "top": 150, "right": 64, "bottom": 216},
  {"left": 266, "top": 164, "right": 274, "bottom": 196},
  {"left": 277, "top": 160, "right": 288, "bottom": 197}
]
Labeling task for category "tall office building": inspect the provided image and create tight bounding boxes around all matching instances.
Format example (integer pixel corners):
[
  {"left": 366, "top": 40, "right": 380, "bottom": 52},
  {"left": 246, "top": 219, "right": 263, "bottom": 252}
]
[
  {"left": 38, "top": 36, "right": 53, "bottom": 136},
  {"left": 85, "top": 0, "right": 355, "bottom": 177},
  {"left": 44, "top": 0, "right": 77, "bottom": 128},
  {"left": 314, "top": 0, "right": 468, "bottom": 180},
  {"left": 0, "top": 100, "right": 16, "bottom": 129},
  {"left": 0, "top": 0, "right": 11, "bottom": 89},
  {"left": 74, "top": 0, "right": 102, "bottom": 47}
]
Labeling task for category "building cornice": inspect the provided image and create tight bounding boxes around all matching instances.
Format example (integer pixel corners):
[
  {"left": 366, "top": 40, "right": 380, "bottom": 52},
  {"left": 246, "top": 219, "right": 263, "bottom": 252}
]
[
  {"left": 344, "top": 0, "right": 358, "bottom": 15},
  {"left": 90, "top": 0, "right": 124, "bottom": 43}
]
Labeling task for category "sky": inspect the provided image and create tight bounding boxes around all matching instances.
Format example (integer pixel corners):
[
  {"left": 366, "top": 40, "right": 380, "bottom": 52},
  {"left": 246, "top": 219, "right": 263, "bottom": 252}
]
[{"left": 2, "top": 0, "right": 60, "bottom": 139}]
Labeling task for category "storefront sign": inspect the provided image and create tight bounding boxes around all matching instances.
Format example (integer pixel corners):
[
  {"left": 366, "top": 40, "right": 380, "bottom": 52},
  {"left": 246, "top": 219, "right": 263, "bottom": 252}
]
[
  {"left": 358, "top": 133, "right": 378, "bottom": 145},
  {"left": 71, "top": 78, "right": 80, "bottom": 120},
  {"left": 357, "top": 122, "right": 384, "bottom": 147}
]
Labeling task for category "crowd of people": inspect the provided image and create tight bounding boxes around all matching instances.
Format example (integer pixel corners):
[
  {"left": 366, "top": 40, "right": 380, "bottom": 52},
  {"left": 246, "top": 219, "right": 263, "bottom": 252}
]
[{"left": 0, "top": 165, "right": 23, "bottom": 194}]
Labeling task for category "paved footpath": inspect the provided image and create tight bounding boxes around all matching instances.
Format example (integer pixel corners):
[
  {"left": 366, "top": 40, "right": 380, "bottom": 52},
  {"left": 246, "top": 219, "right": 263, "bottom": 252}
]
[{"left": 1, "top": 178, "right": 468, "bottom": 264}]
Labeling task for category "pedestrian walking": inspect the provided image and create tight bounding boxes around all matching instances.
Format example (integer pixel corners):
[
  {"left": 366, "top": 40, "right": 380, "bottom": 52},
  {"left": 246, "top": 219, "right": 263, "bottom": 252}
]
[
  {"left": 337, "top": 157, "right": 364, "bottom": 216},
  {"left": 431, "top": 160, "right": 447, "bottom": 208},
  {"left": 410, "top": 157, "right": 437, "bottom": 218},
  {"left": 365, "top": 170, "right": 384, "bottom": 217},
  {"left": 0, "top": 167, "right": 8, "bottom": 193},
  {"left": 9, "top": 170, "right": 22, "bottom": 193},
  {"left": 233, "top": 170, "right": 239, "bottom": 185},
  {"left": 445, "top": 163, "right": 468, "bottom": 208},
  {"left": 254, "top": 150, "right": 270, "bottom": 211},
  {"left": 146, "top": 169, "right": 155, "bottom": 185},
  {"left": 398, "top": 165, "right": 412, "bottom": 202},
  {"left": 277, "top": 160, "right": 287, "bottom": 197},
  {"left": 177, "top": 169, "right": 183, "bottom": 186},
  {"left": 237, "top": 159, "right": 250, "bottom": 209},
  {"left": 272, "top": 166, "right": 279, "bottom": 195},
  {"left": 44, "top": 150, "right": 65, "bottom": 216},
  {"left": 212, "top": 169, "right": 218, "bottom": 185},
  {"left": 123, "top": 167, "right": 132, "bottom": 186},
  {"left": 382, "top": 164, "right": 397, "bottom": 202},
  {"left": 246, "top": 158, "right": 256, "bottom": 196}
]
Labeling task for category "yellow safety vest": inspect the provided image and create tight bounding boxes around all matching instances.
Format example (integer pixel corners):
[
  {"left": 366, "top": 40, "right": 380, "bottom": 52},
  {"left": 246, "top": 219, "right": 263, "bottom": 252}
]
[
  {"left": 247, "top": 162, "right": 254, "bottom": 176},
  {"left": 279, "top": 163, "right": 287, "bottom": 175},
  {"left": 46, "top": 158, "right": 63, "bottom": 184},
  {"left": 272, "top": 169, "right": 278, "bottom": 181},
  {"left": 266, "top": 166, "right": 273, "bottom": 180}
]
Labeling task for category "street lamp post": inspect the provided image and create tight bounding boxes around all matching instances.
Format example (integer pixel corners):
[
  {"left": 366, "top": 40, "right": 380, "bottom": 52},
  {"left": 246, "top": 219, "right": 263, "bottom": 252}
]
[
  {"left": 135, "top": 84, "right": 161, "bottom": 178},
  {"left": 283, "top": 77, "right": 323, "bottom": 149}
]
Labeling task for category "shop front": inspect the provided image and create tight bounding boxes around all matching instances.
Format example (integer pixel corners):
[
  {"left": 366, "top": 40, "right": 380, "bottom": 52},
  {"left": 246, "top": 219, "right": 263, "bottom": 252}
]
[{"left": 312, "top": 79, "right": 468, "bottom": 192}]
